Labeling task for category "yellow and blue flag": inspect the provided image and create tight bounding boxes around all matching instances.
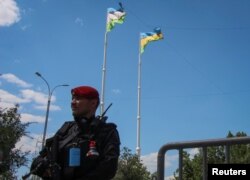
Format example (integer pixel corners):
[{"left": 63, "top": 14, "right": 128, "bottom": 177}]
[{"left": 140, "top": 28, "right": 163, "bottom": 54}]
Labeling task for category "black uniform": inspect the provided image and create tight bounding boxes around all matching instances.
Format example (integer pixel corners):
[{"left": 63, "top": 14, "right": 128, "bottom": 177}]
[{"left": 31, "top": 117, "right": 120, "bottom": 180}]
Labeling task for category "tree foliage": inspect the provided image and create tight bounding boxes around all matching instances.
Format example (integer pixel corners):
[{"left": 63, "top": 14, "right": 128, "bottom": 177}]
[
  {"left": 113, "top": 147, "right": 151, "bottom": 180},
  {"left": 0, "top": 105, "right": 30, "bottom": 179},
  {"left": 173, "top": 131, "right": 250, "bottom": 179}
]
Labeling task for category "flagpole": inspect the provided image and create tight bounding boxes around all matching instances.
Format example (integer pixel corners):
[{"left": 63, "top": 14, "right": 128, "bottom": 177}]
[
  {"left": 101, "top": 31, "right": 108, "bottom": 115},
  {"left": 136, "top": 34, "right": 142, "bottom": 157}
]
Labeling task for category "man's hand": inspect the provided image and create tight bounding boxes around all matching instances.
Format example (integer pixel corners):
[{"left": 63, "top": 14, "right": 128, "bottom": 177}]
[{"left": 30, "top": 156, "right": 50, "bottom": 176}]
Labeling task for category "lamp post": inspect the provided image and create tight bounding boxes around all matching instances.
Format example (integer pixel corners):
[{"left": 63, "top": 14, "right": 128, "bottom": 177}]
[{"left": 35, "top": 72, "right": 69, "bottom": 148}]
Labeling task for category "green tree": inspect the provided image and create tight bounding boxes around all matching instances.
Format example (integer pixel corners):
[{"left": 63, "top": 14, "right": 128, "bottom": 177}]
[
  {"left": 151, "top": 171, "right": 158, "bottom": 180},
  {"left": 228, "top": 131, "right": 250, "bottom": 163},
  {"left": 113, "top": 147, "right": 151, "bottom": 180},
  {"left": 173, "top": 131, "right": 250, "bottom": 179},
  {"left": 173, "top": 151, "right": 202, "bottom": 180},
  {"left": 0, "top": 105, "right": 30, "bottom": 179}
]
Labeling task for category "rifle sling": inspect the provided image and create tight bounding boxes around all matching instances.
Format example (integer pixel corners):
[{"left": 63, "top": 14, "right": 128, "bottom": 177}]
[{"left": 58, "top": 127, "right": 78, "bottom": 149}]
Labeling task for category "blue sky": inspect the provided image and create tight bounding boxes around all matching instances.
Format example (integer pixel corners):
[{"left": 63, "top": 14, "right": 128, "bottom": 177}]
[{"left": 1, "top": 0, "right": 250, "bottom": 178}]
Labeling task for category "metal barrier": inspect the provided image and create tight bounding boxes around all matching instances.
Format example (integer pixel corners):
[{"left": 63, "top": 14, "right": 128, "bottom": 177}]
[{"left": 157, "top": 136, "right": 250, "bottom": 180}]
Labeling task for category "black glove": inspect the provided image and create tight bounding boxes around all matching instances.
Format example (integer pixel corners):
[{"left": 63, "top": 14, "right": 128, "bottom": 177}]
[{"left": 30, "top": 156, "right": 49, "bottom": 176}]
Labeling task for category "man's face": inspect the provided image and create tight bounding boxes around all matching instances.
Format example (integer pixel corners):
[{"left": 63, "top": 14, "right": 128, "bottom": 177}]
[{"left": 71, "top": 95, "right": 97, "bottom": 118}]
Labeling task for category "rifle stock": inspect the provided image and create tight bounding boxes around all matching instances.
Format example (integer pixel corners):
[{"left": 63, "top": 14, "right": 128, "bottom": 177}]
[{"left": 22, "top": 135, "right": 61, "bottom": 179}]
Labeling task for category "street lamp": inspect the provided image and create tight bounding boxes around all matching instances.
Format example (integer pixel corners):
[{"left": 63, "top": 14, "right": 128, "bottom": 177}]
[{"left": 35, "top": 72, "right": 69, "bottom": 148}]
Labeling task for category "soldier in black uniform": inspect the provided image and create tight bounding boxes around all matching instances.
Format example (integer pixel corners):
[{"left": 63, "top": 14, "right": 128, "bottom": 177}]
[{"left": 30, "top": 86, "right": 120, "bottom": 180}]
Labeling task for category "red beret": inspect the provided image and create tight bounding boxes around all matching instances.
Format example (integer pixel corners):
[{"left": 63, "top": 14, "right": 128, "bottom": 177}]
[{"left": 71, "top": 86, "right": 99, "bottom": 99}]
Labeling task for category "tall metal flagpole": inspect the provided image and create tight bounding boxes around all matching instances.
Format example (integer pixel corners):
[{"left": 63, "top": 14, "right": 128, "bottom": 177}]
[
  {"left": 101, "top": 31, "right": 108, "bottom": 115},
  {"left": 136, "top": 34, "right": 142, "bottom": 157}
]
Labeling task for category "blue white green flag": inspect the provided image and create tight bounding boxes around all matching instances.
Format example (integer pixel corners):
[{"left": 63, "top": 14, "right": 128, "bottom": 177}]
[{"left": 106, "top": 6, "right": 126, "bottom": 32}]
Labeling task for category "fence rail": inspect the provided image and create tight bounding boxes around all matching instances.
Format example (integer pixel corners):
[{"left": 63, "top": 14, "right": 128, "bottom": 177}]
[{"left": 157, "top": 136, "right": 250, "bottom": 180}]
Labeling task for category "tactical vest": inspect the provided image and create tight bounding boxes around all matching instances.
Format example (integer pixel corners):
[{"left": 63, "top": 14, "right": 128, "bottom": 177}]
[{"left": 46, "top": 118, "right": 118, "bottom": 180}]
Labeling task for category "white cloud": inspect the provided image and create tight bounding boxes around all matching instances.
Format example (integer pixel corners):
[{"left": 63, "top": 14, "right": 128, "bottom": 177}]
[
  {"left": 0, "top": 88, "right": 60, "bottom": 111},
  {"left": 0, "top": 0, "right": 21, "bottom": 27},
  {"left": 165, "top": 175, "right": 175, "bottom": 180},
  {"left": 13, "top": 58, "right": 21, "bottom": 64},
  {"left": 0, "top": 101, "right": 16, "bottom": 109},
  {"left": 21, "top": 113, "right": 44, "bottom": 123},
  {"left": 0, "top": 85, "right": 61, "bottom": 114},
  {"left": 141, "top": 152, "right": 158, "bottom": 173},
  {"left": 0, "top": 89, "right": 30, "bottom": 105},
  {"left": 20, "top": 89, "right": 60, "bottom": 111},
  {"left": 16, "top": 134, "right": 43, "bottom": 154},
  {"left": 141, "top": 149, "right": 199, "bottom": 179},
  {"left": 141, "top": 152, "right": 178, "bottom": 174},
  {"left": 34, "top": 104, "right": 61, "bottom": 111},
  {"left": 0, "top": 73, "right": 32, "bottom": 88},
  {"left": 112, "top": 89, "right": 121, "bottom": 94},
  {"left": 16, "top": 133, "right": 55, "bottom": 154},
  {"left": 75, "top": 17, "right": 83, "bottom": 26},
  {"left": 20, "top": 24, "right": 31, "bottom": 31},
  {"left": 20, "top": 89, "right": 51, "bottom": 105},
  {"left": 47, "top": 104, "right": 61, "bottom": 111},
  {"left": 188, "top": 148, "right": 199, "bottom": 159}
]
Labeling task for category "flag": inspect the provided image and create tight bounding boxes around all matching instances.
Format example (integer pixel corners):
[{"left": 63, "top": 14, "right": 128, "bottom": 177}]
[
  {"left": 106, "top": 6, "right": 126, "bottom": 32},
  {"left": 140, "top": 28, "right": 163, "bottom": 54}
]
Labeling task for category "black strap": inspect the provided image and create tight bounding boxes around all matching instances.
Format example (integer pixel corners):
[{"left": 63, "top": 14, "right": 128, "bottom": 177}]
[
  {"left": 56, "top": 121, "right": 74, "bottom": 136},
  {"left": 57, "top": 122, "right": 78, "bottom": 149}
]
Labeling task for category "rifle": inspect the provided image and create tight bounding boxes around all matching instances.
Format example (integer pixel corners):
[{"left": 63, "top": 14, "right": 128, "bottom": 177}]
[
  {"left": 22, "top": 148, "right": 48, "bottom": 180},
  {"left": 22, "top": 136, "right": 61, "bottom": 180},
  {"left": 49, "top": 135, "right": 61, "bottom": 180},
  {"left": 22, "top": 159, "right": 47, "bottom": 180}
]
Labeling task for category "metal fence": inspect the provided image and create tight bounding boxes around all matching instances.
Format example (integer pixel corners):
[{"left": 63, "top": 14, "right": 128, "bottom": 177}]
[{"left": 157, "top": 136, "right": 250, "bottom": 180}]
